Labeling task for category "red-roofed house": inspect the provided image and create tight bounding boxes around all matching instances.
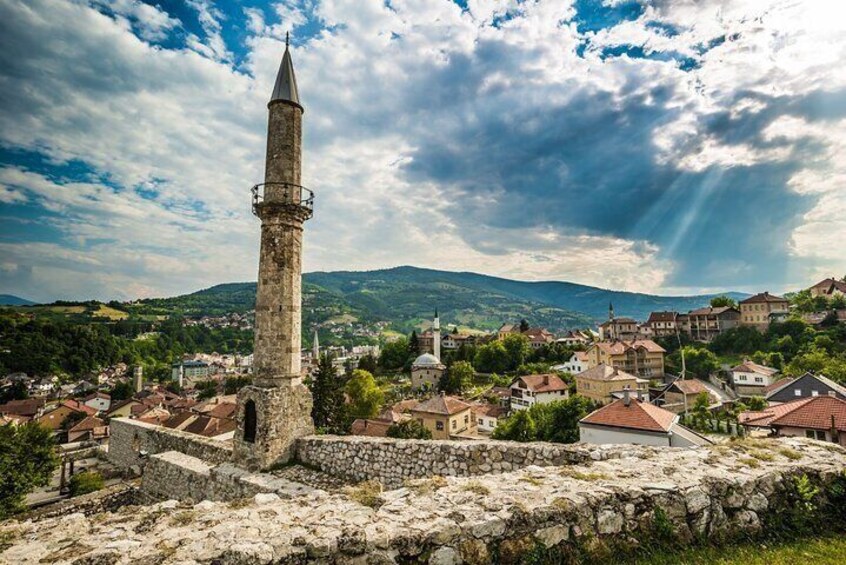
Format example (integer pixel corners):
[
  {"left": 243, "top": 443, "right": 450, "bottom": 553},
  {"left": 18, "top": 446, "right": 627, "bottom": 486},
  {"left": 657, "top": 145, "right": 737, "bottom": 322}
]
[
  {"left": 579, "top": 395, "right": 711, "bottom": 447},
  {"left": 410, "top": 394, "right": 475, "bottom": 439},
  {"left": 730, "top": 360, "right": 780, "bottom": 396},
  {"left": 585, "top": 340, "right": 666, "bottom": 379},
  {"left": 510, "top": 374, "right": 569, "bottom": 411},
  {"left": 769, "top": 396, "right": 846, "bottom": 445},
  {"left": 739, "top": 292, "right": 790, "bottom": 330}
]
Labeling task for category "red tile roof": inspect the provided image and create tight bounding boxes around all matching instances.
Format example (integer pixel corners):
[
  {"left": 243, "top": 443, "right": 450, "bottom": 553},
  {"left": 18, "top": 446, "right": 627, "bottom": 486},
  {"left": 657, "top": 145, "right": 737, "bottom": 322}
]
[
  {"left": 472, "top": 403, "right": 509, "bottom": 418},
  {"left": 581, "top": 398, "right": 677, "bottom": 433},
  {"left": 646, "top": 311, "right": 677, "bottom": 323},
  {"left": 738, "top": 398, "right": 814, "bottom": 426},
  {"left": 577, "top": 364, "right": 638, "bottom": 382},
  {"left": 591, "top": 340, "right": 666, "bottom": 355},
  {"left": 350, "top": 419, "right": 392, "bottom": 437},
  {"left": 0, "top": 398, "right": 45, "bottom": 417},
  {"left": 515, "top": 374, "right": 568, "bottom": 393},
  {"left": 770, "top": 396, "right": 846, "bottom": 431},
  {"left": 670, "top": 379, "right": 709, "bottom": 396},
  {"left": 740, "top": 291, "right": 788, "bottom": 304},
  {"left": 68, "top": 415, "right": 104, "bottom": 432},
  {"left": 731, "top": 360, "right": 779, "bottom": 377},
  {"left": 412, "top": 395, "right": 472, "bottom": 416}
]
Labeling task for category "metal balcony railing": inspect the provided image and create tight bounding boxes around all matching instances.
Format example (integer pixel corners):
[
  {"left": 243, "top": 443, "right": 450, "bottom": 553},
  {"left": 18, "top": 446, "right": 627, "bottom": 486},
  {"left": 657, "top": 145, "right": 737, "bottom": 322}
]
[{"left": 251, "top": 182, "right": 314, "bottom": 218}]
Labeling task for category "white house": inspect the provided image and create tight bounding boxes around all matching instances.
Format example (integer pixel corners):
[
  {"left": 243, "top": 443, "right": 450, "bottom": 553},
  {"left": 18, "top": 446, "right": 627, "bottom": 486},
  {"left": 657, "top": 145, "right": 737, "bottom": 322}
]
[
  {"left": 553, "top": 352, "right": 588, "bottom": 375},
  {"left": 579, "top": 393, "right": 711, "bottom": 447},
  {"left": 473, "top": 403, "right": 508, "bottom": 434},
  {"left": 730, "top": 360, "right": 780, "bottom": 395},
  {"left": 82, "top": 392, "right": 111, "bottom": 413},
  {"left": 510, "top": 374, "right": 569, "bottom": 411}
]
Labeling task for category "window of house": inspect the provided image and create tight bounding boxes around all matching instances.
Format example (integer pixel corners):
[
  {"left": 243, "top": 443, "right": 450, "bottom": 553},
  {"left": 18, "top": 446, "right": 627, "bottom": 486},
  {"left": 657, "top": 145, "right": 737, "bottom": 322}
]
[
  {"left": 451, "top": 419, "right": 456, "bottom": 429},
  {"left": 464, "top": 415, "right": 469, "bottom": 424},
  {"left": 754, "top": 377, "right": 763, "bottom": 383},
  {"left": 478, "top": 418, "right": 483, "bottom": 425},
  {"left": 806, "top": 430, "right": 815, "bottom": 439},
  {"left": 816, "top": 430, "right": 827, "bottom": 441},
  {"left": 436, "top": 421, "right": 444, "bottom": 431},
  {"left": 812, "top": 390, "right": 819, "bottom": 397},
  {"left": 795, "top": 389, "right": 802, "bottom": 396}
]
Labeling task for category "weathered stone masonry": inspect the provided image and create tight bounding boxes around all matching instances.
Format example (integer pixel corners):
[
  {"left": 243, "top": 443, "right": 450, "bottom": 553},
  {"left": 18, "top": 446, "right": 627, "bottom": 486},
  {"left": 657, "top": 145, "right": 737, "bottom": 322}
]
[
  {"left": 108, "top": 418, "right": 231, "bottom": 471},
  {"left": 296, "top": 435, "right": 627, "bottom": 488}
]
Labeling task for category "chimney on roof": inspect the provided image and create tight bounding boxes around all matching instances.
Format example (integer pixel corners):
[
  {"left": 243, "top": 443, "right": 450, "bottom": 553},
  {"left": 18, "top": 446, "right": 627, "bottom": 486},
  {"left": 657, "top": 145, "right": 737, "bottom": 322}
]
[
  {"left": 543, "top": 375, "right": 549, "bottom": 385},
  {"left": 623, "top": 389, "right": 631, "bottom": 406}
]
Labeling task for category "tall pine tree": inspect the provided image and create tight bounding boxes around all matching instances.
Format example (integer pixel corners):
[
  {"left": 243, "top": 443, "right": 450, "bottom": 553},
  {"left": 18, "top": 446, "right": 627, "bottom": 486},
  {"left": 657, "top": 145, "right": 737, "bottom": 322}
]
[{"left": 310, "top": 354, "right": 348, "bottom": 434}]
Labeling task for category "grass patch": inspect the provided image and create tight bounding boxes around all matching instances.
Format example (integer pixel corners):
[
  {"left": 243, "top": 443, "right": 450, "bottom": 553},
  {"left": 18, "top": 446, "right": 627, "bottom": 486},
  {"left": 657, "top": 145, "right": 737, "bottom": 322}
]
[
  {"left": 749, "top": 449, "right": 774, "bottom": 462},
  {"left": 463, "top": 481, "right": 491, "bottom": 496},
  {"left": 627, "top": 534, "right": 846, "bottom": 564},
  {"left": 345, "top": 480, "right": 384, "bottom": 509},
  {"left": 560, "top": 468, "right": 608, "bottom": 481},
  {"left": 404, "top": 475, "right": 448, "bottom": 495},
  {"left": 169, "top": 510, "right": 196, "bottom": 526},
  {"left": 738, "top": 457, "right": 761, "bottom": 468},
  {"left": 778, "top": 447, "right": 802, "bottom": 460},
  {"left": 519, "top": 476, "right": 543, "bottom": 486}
]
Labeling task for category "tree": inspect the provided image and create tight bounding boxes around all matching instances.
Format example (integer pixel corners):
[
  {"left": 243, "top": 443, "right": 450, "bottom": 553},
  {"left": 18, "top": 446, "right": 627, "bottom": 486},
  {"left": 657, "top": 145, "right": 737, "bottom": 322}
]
[
  {"left": 502, "top": 333, "right": 531, "bottom": 370},
  {"left": 710, "top": 326, "right": 766, "bottom": 355},
  {"left": 68, "top": 471, "right": 104, "bottom": 497},
  {"left": 533, "top": 396, "right": 596, "bottom": 444},
  {"left": 386, "top": 419, "right": 432, "bottom": 440},
  {"left": 379, "top": 337, "right": 410, "bottom": 371},
  {"left": 408, "top": 331, "right": 419, "bottom": 356},
  {"left": 0, "top": 422, "right": 59, "bottom": 519},
  {"left": 0, "top": 380, "right": 29, "bottom": 403},
  {"left": 310, "top": 354, "right": 348, "bottom": 433},
  {"left": 109, "top": 380, "right": 135, "bottom": 402},
  {"left": 357, "top": 354, "right": 378, "bottom": 374},
  {"left": 690, "top": 391, "right": 711, "bottom": 430},
  {"left": 345, "top": 369, "right": 384, "bottom": 420},
  {"left": 676, "top": 347, "right": 719, "bottom": 379},
  {"left": 438, "top": 360, "right": 475, "bottom": 394},
  {"left": 745, "top": 396, "right": 767, "bottom": 411},
  {"left": 474, "top": 341, "right": 510, "bottom": 373},
  {"left": 519, "top": 319, "right": 530, "bottom": 333},
  {"left": 193, "top": 380, "right": 217, "bottom": 400},
  {"left": 492, "top": 409, "right": 536, "bottom": 442},
  {"left": 710, "top": 296, "right": 738, "bottom": 309}
]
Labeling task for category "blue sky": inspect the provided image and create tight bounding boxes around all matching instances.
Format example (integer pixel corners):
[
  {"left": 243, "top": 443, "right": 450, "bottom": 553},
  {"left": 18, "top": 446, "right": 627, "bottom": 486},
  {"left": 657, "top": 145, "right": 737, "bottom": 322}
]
[{"left": 1, "top": 0, "right": 845, "bottom": 302}]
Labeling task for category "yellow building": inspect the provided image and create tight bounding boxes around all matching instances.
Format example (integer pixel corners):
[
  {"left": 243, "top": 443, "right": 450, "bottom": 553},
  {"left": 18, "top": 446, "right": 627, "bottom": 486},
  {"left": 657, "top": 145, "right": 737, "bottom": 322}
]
[
  {"left": 739, "top": 292, "right": 790, "bottom": 330},
  {"left": 585, "top": 340, "right": 666, "bottom": 379},
  {"left": 410, "top": 394, "right": 475, "bottom": 440},
  {"left": 575, "top": 364, "right": 648, "bottom": 405}
]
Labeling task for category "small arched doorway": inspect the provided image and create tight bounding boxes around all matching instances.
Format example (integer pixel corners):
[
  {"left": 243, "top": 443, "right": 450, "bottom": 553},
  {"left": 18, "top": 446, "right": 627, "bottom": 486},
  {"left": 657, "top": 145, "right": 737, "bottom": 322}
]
[{"left": 243, "top": 400, "right": 257, "bottom": 443}]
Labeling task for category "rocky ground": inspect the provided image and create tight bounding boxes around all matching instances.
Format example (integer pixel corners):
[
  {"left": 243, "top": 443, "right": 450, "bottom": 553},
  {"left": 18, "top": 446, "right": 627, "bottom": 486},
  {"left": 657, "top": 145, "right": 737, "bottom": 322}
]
[{"left": 2, "top": 438, "right": 845, "bottom": 565}]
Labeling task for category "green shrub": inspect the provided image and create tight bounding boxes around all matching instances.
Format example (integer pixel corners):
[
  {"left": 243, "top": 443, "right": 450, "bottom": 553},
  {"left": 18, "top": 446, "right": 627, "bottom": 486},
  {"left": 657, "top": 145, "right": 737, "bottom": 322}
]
[{"left": 68, "top": 471, "right": 104, "bottom": 497}]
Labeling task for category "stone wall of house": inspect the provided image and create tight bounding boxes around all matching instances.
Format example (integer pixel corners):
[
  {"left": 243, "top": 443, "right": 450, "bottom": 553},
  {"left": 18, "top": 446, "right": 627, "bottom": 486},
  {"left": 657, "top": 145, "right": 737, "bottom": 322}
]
[
  {"left": 108, "top": 418, "right": 232, "bottom": 472},
  {"left": 5, "top": 438, "right": 846, "bottom": 564},
  {"left": 296, "top": 435, "right": 627, "bottom": 487}
]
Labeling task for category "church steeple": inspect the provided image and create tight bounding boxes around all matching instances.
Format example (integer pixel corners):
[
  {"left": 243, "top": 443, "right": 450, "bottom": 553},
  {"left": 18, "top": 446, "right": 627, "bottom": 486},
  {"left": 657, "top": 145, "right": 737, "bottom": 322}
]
[{"left": 270, "top": 32, "right": 301, "bottom": 108}]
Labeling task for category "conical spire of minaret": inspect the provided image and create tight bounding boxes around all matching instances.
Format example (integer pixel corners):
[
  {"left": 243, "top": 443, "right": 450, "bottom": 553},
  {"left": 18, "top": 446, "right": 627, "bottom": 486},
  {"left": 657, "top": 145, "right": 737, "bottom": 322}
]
[{"left": 270, "top": 32, "right": 301, "bottom": 106}]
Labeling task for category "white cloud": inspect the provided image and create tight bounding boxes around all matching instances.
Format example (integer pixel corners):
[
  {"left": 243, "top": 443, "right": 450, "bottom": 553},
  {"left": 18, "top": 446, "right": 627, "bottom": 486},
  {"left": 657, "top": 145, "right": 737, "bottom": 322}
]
[{"left": 0, "top": 0, "right": 844, "bottom": 302}]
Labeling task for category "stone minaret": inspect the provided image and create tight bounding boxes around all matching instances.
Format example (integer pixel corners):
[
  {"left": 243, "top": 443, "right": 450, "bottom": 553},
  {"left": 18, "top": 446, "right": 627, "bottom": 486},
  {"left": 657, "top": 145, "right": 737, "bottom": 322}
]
[
  {"left": 433, "top": 309, "right": 440, "bottom": 361},
  {"left": 312, "top": 329, "right": 319, "bottom": 360},
  {"left": 233, "top": 34, "right": 315, "bottom": 470},
  {"left": 133, "top": 366, "right": 143, "bottom": 394}
]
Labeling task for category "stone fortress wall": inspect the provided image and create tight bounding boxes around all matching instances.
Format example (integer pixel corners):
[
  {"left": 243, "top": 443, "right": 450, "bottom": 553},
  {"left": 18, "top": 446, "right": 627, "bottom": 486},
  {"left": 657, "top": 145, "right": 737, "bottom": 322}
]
[
  {"left": 7, "top": 436, "right": 846, "bottom": 564},
  {"left": 296, "top": 435, "right": 628, "bottom": 487},
  {"left": 108, "top": 418, "right": 232, "bottom": 471}
]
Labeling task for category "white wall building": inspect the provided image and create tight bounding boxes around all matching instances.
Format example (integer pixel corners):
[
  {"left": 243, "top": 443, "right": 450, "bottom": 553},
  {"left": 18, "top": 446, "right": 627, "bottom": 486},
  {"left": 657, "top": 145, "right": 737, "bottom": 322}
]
[{"left": 509, "top": 374, "right": 569, "bottom": 411}]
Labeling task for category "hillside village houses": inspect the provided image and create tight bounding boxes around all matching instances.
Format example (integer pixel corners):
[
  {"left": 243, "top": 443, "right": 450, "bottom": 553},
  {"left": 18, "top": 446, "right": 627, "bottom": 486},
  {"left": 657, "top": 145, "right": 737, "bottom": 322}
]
[
  {"left": 509, "top": 374, "right": 569, "bottom": 411},
  {"left": 739, "top": 291, "right": 791, "bottom": 330},
  {"left": 730, "top": 360, "right": 781, "bottom": 396},
  {"left": 809, "top": 277, "right": 846, "bottom": 298},
  {"left": 575, "top": 364, "right": 649, "bottom": 405}
]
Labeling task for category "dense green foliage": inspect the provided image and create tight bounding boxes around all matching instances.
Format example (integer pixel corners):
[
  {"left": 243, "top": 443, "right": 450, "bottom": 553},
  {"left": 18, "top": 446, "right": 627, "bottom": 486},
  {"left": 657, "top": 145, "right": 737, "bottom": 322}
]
[
  {"left": 0, "top": 316, "right": 252, "bottom": 379},
  {"left": 67, "top": 471, "right": 104, "bottom": 497},
  {"left": 310, "top": 355, "right": 348, "bottom": 433},
  {"left": 0, "top": 423, "right": 59, "bottom": 519},
  {"left": 492, "top": 396, "right": 596, "bottom": 443},
  {"left": 438, "top": 360, "right": 475, "bottom": 394},
  {"left": 386, "top": 419, "right": 432, "bottom": 440},
  {"left": 344, "top": 370, "right": 384, "bottom": 420}
]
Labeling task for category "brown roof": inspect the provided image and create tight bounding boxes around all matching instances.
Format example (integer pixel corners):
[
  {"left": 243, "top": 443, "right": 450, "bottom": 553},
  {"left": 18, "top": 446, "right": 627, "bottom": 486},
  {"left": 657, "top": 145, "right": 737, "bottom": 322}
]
[
  {"left": 61, "top": 399, "right": 97, "bottom": 416},
  {"left": 350, "top": 419, "right": 392, "bottom": 437},
  {"left": 489, "top": 386, "right": 511, "bottom": 399},
  {"left": 763, "top": 377, "right": 792, "bottom": 394},
  {"left": 0, "top": 398, "right": 45, "bottom": 417},
  {"left": 472, "top": 403, "right": 508, "bottom": 418},
  {"left": 206, "top": 402, "right": 237, "bottom": 420},
  {"left": 600, "top": 317, "right": 637, "bottom": 326},
  {"left": 577, "top": 364, "right": 639, "bottom": 382},
  {"left": 82, "top": 392, "right": 110, "bottom": 402},
  {"left": 646, "top": 311, "right": 677, "bottom": 323},
  {"left": 590, "top": 340, "right": 666, "bottom": 355},
  {"left": 669, "top": 379, "right": 709, "bottom": 396},
  {"left": 162, "top": 411, "right": 196, "bottom": 430},
  {"left": 770, "top": 396, "right": 846, "bottom": 432},
  {"left": 688, "top": 306, "right": 738, "bottom": 317},
  {"left": 412, "top": 395, "right": 472, "bottom": 416},
  {"left": 730, "top": 360, "right": 779, "bottom": 377},
  {"left": 515, "top": 374, "right": 568, "bottom": 393},
  {"left": 581, "top": 398, "right": 677, "bottom": 433},
  {"left": 740, "top": 291, "right": 788, "bottom": 304},
  {"left": 183, "top": 415, "right": 236, "bottom": 437},
  {"left": 810, "top": 278, "right": 846, "bottom": 295},
  {"left": 68, "top": 416, "right": 104, "bottom": 433},
  {"left": 738, "top": 398, "right": 814, "bottom": 426}
]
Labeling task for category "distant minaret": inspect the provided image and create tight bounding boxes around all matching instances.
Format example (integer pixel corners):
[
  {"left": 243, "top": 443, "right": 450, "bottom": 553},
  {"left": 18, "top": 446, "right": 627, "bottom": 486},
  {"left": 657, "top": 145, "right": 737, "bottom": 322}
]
[
  {"left": 609, "top": 302, "right": 615, "bottom": 321},
  {"left": 234, "top": 33, "right": 315, "bottom": 470},
  {"left": 312, "top": 329, "right": 319, "bottom": 360},
  {"left": 133, "top": 366, "right": 143, "bottom": 394},
  {"left": 433, "top": 308, "right": 441, "bottom": 361}
]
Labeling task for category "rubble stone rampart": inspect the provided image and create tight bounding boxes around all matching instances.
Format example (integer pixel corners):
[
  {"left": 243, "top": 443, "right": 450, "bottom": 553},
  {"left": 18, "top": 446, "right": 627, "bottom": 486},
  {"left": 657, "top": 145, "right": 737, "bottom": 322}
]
[{"left": 108, "top": 418, "right": 232, "bottom": 471}]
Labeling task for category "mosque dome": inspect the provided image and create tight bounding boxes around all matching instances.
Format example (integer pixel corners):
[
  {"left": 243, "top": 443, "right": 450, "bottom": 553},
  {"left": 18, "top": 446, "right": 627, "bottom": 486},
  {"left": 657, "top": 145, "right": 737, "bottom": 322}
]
[{"left": 412, "top": 353, "right": 443, "bottom": 367}]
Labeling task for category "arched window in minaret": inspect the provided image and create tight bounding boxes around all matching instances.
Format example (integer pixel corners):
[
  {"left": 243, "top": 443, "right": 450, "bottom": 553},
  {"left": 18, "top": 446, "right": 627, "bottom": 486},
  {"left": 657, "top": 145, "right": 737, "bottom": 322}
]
[{"left": 243, "top": 400, "right": 257, "bottom": 443}]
